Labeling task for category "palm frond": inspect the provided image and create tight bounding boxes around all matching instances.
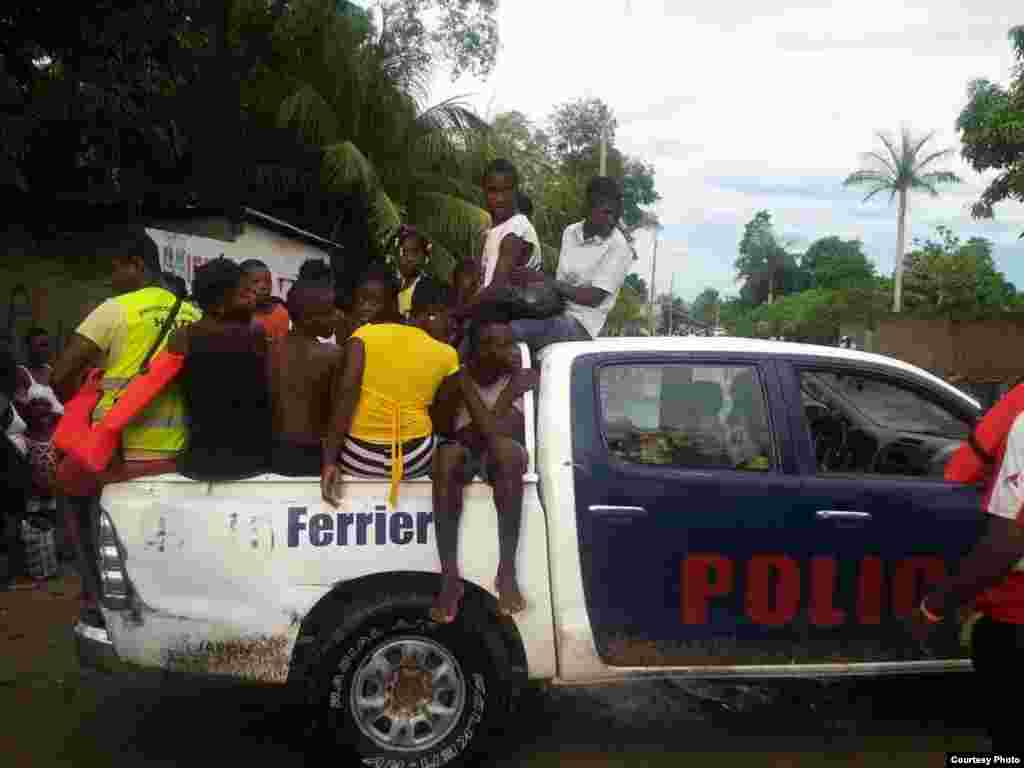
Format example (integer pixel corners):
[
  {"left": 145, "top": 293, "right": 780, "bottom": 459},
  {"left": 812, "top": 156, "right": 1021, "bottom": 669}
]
[
  {"left": 906, "top": 128, "right": 934, "bottom": 160},
  {"left": 371, "top": 186, "right": 403, "bottom": 245},
  {"left": 912, "top": 170, "right": 962, "bottom": 197},
  {"left": 417, "top": 98, "right": 492, "bottom": 136},
  {"left": 913, "top": 146, "right": 958, "bottom": 173},
  {"left": 278, "top": 83, "right": 339, "bottom": 146},
  {"left": 843, "top": 170, "right": 894, "bottom": 190},
  {"left": 863, "top": 151, "right": 897, "bottom": 177},
  {"left": 875, "top": 131, "right": 903, "bottom": 172},
  {"left": 321, "top": 141, "right": 378, "bottom": 194},
  {"left": 408, "top": 191, "right": 491, "bottom": 264}
]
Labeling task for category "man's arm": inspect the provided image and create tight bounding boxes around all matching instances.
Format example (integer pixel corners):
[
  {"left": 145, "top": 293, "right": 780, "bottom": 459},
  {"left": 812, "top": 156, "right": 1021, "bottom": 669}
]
[
  {"left": 554, "top": 281, "right": 609, "bottom": 308},
  {"left": 924, "top": 516, "right": 1024, "bottom": 618},
  {"left": 455, "top": 235, "right": 533, "bottom": 320},
  {"left": 51, "top": 334, "right": 104, "bottom": 402}
]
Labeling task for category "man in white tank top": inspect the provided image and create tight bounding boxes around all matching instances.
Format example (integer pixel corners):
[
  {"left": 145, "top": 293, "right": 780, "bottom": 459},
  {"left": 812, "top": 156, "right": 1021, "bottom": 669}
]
[{"left": 428, "top": 315, "right": 539, "bottom": 623}]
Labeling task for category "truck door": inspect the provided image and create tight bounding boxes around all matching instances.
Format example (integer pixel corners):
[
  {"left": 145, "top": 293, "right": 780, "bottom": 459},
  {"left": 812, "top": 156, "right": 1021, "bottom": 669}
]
[
  {"left": 777, "top": 358, "right": 984, "bottom": 664},
  {"left": 571, "top": 352, "right": 809, "bottom": 667}
]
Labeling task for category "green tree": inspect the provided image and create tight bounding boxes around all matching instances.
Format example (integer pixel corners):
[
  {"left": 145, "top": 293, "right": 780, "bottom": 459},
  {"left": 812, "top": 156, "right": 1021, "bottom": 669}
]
[
  {"left": 691, "top": 288, "right": 721, "bottom": 326},
  {"left": 734, "top": 211, "right": 806, "bottom": 305},
  {"left": 604, "top": 281, "right": 647, "bottom": 336},
  {"left": 372, "top": 0, "right": 500, "bottom": 82},
  {"left": 957, "top": 26, "right": 1024, "bottom": 233},
  {"left": 246, "top": 0, "right": 492, "bottom": 281},
  {"left": 488, "top": 111, "right": 554, "bottom": 197},
  {"left": 843, "top": 128, "right": 962, "bottom": 313},
  {"left": 543, "top": 97, "right": 660, "bottom": 238},
  {"left": 623, "top": 273, "right": 648, "bottom": 299},
  {"left": 802, "top": 236, "right": 876, "bottom": 290},
  {"left": 903, "top": 225, "right": 1018, "bottom": 316}
]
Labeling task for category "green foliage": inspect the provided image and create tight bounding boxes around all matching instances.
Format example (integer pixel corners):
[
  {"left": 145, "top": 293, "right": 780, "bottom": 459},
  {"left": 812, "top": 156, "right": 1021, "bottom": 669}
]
[
  {"left": 957, "top": 26, "right": 1024, "bottom": 227},
  {"left": 734, "top": 211, "right": 808, "bottom": 305},
  {"left": 903, "top": 225, "right": 1019, "bottom": 317},
  {"left": 623, "top": 273, "right": 648, "bottom": 298},
  {"left": 802, "top": 236, "right": 876, "bottom": 291},
  {"left": 843, "top": 128, "right": 962, "bottom": 203},
  {"left": 245, "top": 0, "right": 493, "bottom": 282},
  {"left": 502, "top": 97, "right": 660, "bottom": 252},
  {"left": 604, "top": 282, "right": 647, "bottom": 336},
  {"left": 691, "top": 288, "right": 721, "bottom": 326},
  {"left": 747, "top": 288, "right": 840, "bottom": 341}
]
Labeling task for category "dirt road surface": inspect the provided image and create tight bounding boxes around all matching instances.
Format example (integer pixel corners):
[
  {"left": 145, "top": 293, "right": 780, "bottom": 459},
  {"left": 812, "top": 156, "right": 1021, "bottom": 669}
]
[{"left": 1, "top": 571, "right": 990, "bottom": 767}]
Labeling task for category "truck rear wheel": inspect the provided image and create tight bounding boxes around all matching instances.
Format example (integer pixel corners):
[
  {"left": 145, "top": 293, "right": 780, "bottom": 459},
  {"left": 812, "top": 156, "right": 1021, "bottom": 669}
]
[{"left": 316, "top": 605, "right": 508, "bottom": 767}]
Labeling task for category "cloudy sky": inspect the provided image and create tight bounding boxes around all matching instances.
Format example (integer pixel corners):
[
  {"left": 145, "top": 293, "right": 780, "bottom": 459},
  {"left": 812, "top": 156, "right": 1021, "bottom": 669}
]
[{"left": 420, "top": 0, "right": 1024, "bottom": 302}]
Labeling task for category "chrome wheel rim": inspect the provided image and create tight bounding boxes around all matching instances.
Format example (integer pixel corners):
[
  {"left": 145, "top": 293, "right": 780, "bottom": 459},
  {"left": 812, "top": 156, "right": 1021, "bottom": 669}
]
[{"left": 349, "top": 636, "right": 466, "bottom": 752}]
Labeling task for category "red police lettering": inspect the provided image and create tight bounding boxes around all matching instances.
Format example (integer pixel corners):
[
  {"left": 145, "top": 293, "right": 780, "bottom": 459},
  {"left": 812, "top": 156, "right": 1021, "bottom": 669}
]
[
  {"left": 810, "top": 556, "right": 846, "bottom": 628},
  {"left": 678, "top": 553, "right": 946, "bottom": 627},
  {"left": 745, "top": 555, "right": 800, "bottom": 627},
  {"left": 681, "top": 554, "right": 733, "bottom": 625},
  {"left": 892, "top": 556, "right": 946, "bottom": 618},
  {"left": 857, "top": 555, "right": 883, "bottom": 625}
]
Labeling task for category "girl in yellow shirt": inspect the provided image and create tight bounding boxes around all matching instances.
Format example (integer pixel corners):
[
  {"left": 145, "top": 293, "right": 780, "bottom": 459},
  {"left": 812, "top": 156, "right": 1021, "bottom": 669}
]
[{"left": 321, "top": 263, "right": 459, "bottom": 509}]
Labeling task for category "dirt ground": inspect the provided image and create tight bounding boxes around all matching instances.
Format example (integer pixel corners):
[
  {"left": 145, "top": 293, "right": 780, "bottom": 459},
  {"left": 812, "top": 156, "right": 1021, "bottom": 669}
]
[{"left": 0, "top": 569, "right": 992, "bottom": 768}]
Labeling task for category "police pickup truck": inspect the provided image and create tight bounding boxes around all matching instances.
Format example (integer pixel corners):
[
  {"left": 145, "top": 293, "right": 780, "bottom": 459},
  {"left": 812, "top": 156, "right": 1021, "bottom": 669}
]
[{"left": 76, "top": 338, "right": 984, "bottom": 767}]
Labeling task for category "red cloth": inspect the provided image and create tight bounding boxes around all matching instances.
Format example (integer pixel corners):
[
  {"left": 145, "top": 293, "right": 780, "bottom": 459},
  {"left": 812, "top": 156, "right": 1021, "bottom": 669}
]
[
  {"left": 946, "top": 383, "right": 1024, "bottom": 622},
  {"left": 253, "top": 304, "right": 290, "bottom": 342}
]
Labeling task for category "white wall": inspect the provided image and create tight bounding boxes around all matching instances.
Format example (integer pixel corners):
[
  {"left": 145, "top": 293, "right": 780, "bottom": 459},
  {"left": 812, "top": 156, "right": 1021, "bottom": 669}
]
[{"left": 147, "top": 222, "right": 329, "bottom": 299}]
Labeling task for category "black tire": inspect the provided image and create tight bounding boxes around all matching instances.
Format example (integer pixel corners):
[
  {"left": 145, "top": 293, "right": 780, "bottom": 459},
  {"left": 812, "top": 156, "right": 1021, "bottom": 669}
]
[{"left": 315, "top": 601, "right": 509, "bottom": 767}]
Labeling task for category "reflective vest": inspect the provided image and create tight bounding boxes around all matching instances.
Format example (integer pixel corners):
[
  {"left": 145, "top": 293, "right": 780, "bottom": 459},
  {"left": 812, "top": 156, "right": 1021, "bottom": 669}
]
[{"left": 93, "top": 286, "right": 202, "bottom": 459}]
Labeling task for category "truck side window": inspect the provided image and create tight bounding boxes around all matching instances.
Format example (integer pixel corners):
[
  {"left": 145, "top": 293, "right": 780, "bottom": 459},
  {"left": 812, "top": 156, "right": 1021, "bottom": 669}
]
[
  {"left": 599, "top": 364, "right": 774, "bottom": 471},
  {"left": 798, "top": 369, "right": 969, "bottom": 477}
]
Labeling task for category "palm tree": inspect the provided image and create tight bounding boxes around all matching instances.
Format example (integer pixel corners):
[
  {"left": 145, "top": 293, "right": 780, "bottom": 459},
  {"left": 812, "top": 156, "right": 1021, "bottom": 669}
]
[
  {"left": 843, "top": 128, "right": 961, "bottom": 313},
  {"left": 242, "top": 0, "right": 492, "bottom": 281}
]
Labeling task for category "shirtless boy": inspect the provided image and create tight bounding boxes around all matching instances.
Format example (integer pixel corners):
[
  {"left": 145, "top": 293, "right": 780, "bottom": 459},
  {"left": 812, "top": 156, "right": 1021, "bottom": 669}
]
[
  {"left": 268, "top": 280, "right": 343, "bottom": 476},
  {"left": 430, "top": 313, "right": 538, "bottom": 621}
]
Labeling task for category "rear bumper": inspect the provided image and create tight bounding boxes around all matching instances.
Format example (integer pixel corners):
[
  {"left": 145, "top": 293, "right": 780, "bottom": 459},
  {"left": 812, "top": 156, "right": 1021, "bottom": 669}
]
[{"left": 73, "top": 619, "right": 131, "bottom": 674}]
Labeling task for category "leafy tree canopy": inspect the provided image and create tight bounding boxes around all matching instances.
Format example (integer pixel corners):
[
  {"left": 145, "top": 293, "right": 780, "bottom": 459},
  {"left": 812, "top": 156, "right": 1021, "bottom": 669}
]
[
  {"left": 957, "top": 25, "right": 1024, "bottom": 226},
  {"left": 903, "top": 225, "right": 1020, "bottom": 316},
  {"left": 802, "top": 236, "right": 876, "bottom": 291}
]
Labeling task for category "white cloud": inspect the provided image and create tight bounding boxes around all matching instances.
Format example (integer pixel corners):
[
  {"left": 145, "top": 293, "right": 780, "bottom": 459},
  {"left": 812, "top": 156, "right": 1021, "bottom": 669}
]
[{"left": 427, "top": 0, "right": 1024, "bottom": 301}]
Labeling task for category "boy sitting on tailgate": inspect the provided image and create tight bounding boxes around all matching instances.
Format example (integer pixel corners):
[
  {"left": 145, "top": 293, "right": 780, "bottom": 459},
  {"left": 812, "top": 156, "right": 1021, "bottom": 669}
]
[{"left": 429, "top": 310, "right": 538, "bottom": 622}]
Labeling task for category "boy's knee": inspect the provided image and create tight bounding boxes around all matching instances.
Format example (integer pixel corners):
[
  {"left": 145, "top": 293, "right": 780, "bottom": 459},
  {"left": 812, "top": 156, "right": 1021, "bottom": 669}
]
[
  {"left": 488, "top": 438, "right": 527, "bottom": 473},
  {"left": 434, "top": 443, "right": 469, "bottom": 476}
]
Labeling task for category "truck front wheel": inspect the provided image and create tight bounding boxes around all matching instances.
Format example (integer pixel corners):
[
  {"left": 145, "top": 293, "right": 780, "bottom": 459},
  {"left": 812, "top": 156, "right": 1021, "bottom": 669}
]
[{"left": 317, "top": 607, "right": 507, "bottom": 766}]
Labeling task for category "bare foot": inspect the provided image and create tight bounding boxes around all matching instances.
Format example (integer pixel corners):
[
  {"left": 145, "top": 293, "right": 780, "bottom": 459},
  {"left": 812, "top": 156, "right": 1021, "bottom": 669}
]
[
  {"left": 430, "top": 576, "right": 465, "bottom": 624},
  {"left": 495, "top": 570, "right": 526, "bottom": 616}
]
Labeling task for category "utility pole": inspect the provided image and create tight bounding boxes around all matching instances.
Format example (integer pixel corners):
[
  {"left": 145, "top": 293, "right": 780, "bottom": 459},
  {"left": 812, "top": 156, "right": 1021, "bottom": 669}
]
[
  {"left": 599, "top": 122, "right": 608, "bottom": 176},
  {"left": 648, "top": 231, "right": 658, "bottom": 335}
]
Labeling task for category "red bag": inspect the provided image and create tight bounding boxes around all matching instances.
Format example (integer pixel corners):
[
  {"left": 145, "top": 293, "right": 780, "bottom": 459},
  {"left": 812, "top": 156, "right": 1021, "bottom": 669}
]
[
  {"left": 77, "top": 349, "right": 185, "bottom": 473},
  {"left": 52, "top": 368, "right": 105, "bottom": 456}
]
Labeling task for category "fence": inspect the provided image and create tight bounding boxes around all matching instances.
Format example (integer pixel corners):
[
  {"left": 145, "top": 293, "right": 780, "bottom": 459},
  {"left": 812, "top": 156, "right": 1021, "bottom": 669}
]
[{"left": 878, "top": 316, "right": 1024, "bottom": 409}]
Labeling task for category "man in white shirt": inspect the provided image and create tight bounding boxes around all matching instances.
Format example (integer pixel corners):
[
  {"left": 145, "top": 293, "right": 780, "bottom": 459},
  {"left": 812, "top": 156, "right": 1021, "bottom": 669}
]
[{"left": 508, "top": 176, "right": 633, "bottom": 355}]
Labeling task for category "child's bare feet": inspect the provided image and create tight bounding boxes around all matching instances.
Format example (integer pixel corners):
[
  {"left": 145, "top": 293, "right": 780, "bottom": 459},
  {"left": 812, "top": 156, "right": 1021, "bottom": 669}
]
[
  {"left": 495, "top": 568, "right": 526, "bottom": 616},
  {"left": 430, "top": 576, "right": 465, "bottom": 624}
]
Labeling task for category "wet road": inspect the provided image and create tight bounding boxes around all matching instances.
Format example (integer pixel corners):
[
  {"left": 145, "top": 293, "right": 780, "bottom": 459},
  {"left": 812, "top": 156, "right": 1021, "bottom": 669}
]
[{"left": 2, "top": 573, "right": 990, "bottom": 767}]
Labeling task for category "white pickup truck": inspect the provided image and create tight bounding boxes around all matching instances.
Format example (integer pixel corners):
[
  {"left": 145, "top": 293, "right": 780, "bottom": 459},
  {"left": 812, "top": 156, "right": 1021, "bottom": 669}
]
[{"left": 76, "top": 338, "right": 986, "bottom": 767}]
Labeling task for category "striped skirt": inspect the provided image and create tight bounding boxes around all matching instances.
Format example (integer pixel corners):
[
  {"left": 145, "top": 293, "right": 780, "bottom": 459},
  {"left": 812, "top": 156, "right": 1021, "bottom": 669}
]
[{"left": 338, "top": 433, "right": 436, "bottom": 479}]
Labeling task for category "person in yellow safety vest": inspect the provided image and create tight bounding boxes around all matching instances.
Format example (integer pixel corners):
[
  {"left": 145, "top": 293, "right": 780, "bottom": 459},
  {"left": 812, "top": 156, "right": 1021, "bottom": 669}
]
[
  {"left": 51, "top": 227, "right": 201, "bottom": 624},
  {"left": 53, "top": 228, "right": 201, "bottom": 459}
]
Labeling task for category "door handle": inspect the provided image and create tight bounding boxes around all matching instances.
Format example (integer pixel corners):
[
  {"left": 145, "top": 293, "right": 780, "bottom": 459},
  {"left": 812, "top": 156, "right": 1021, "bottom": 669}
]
[
  {"left": 816, "top": 510, "right": 872, "bottom": 521},
  {"left": 589, "top": 505, "right": 648, "bottom": 517}
]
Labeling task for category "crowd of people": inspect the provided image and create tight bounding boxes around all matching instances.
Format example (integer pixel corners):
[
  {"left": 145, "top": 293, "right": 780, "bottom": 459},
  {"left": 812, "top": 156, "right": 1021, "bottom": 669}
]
[{"left": 2, "top": 158, "right": 634, "bottom": 624}]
